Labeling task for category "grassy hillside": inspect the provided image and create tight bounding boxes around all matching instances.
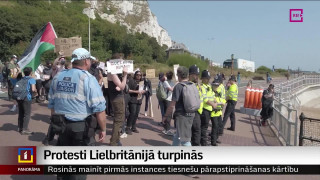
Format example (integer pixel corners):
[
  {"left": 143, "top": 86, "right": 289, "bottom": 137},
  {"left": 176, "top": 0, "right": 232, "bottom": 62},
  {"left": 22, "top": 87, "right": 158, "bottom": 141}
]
[{"left": 0, "top": 0, "right": 167, "bottom": 63}]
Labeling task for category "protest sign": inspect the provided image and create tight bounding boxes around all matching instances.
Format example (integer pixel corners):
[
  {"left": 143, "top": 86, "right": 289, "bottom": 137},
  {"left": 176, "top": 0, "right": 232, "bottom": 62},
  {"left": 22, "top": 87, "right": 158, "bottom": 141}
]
[
  {"left": 54, "top": 37, "right": 82, "bottom": 57},
  {"left": 106, "top": 59, "right": 134, "bottom": 74},
  {"left": 146, "top": 69, "right": 155, "bottom": 78}
]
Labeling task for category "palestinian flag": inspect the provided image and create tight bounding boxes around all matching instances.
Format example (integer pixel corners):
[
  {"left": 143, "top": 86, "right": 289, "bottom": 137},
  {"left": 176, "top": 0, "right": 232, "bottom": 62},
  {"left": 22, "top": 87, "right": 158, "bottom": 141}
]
[{"left": 18, "top": 22, "right": 57, "bottom": 71}]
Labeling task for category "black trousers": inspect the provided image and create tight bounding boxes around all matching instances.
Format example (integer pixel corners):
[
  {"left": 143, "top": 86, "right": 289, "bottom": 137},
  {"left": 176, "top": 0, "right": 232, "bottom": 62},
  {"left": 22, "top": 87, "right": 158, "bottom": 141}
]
[
  {"left": 191, "top": 112, "right": 201, "bottom": 146},
  {"left": 57, "top": 120, "right": 88, "bottom": 180},
  {"left": 8, "top": 80, "right": 13, "bottom": 101},
  {"left": 17, "top": 100, "right": 32, "bottom": 131},
  {"left": 127, "top": 102, "right": 141, "bottom": 130},
  {"left": 200, "top": 109, "right": 211, "bottom": 146},
  {"left": 260, "top": 103, "right": 273, "bottom": 121},
  {"left": 144, "top": 93, "right": 150, "bottom": 112},
  {"left": 218, "top": 114, "right": 223, "bottom": 135},
  {"left": 211, "top": 116, "right": 220, "bottom": 145},
  {"left": 222, "top": 100, "right": 237, "bottom": 131}
]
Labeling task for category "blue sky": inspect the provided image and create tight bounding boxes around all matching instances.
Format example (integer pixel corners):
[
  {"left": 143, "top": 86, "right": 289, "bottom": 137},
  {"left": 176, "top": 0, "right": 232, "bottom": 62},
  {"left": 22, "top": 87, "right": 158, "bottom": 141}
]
[{"left": 148, "top": 1, "right": 320, "bottom": 72}]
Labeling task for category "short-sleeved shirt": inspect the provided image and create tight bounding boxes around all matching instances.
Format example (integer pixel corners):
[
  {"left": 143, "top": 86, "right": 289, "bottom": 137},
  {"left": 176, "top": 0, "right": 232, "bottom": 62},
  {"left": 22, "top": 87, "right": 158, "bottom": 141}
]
[
  {"left": 48, "top": 68, "right": 106, "bottom": 121},
  {"left": 172, "top": 82, "right": 186, "bottom": 113},
  {"left": 128, "top": 78, "right": 142, "bottom": 104},
  {"left": 163, "top": 80, "right": 174, "bottom": 101},
  {"left": 24, "top": 76, "right": 36, "bottom": 101}
]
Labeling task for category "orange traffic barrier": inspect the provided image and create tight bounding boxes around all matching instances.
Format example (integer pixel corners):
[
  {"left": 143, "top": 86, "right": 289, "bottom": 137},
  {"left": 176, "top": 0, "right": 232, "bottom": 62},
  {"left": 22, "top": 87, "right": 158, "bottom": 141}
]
[
  {"left": 257, "top": 89, "right": 263, "bottom": 109},
  {"left": 244, "top": 88, "right": 263, "bottom": 109},
  {"left": 244, "top": 88, "right": 251, "bottom": 108}
]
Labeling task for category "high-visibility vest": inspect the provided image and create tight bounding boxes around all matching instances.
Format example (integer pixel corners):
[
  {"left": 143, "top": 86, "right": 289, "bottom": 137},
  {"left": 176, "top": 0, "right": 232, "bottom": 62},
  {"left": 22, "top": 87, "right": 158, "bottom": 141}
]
[
  {"left": 202, "top": 83, "right": 214, "bottom": 111},
  {"left": 211, "top": 93, "right": 226, "bottom": 117},
  {"left": 227, "top": 83, "right": 238, "bottom": 101},
  {"left": 196, "top": 84, "right": 204, "bottom": 114},
  {"left": 217, "top": 84, "right": 225, "bottom": 99}
]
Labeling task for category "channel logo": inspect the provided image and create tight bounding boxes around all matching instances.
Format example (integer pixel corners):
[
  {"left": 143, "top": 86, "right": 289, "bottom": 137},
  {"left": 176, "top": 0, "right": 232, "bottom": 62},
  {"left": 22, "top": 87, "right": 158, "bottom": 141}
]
[
  {"left": 18, "top": 148, "right": 34, "bottom": 163},
  {"left": 290, "top": 9, "right": 303, "bottom": 22}
]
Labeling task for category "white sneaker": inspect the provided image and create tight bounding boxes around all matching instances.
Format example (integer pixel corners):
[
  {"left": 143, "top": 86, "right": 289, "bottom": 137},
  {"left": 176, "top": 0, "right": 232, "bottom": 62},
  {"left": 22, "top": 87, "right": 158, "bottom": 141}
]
[
  {"left": 10, "top": 105, "right": 16, "bottom": 112},
  {"left": 166, "top": 130, "right": 175, "bottom": 136},
  {"left": 161, "top": 129, "right": 168, "bottom": 134},
  {"left": 144, "top": 112, "right": 148, "bottom": 116},
  {"left": 120, "top": 133, "right": 127, "bottom": 138}
]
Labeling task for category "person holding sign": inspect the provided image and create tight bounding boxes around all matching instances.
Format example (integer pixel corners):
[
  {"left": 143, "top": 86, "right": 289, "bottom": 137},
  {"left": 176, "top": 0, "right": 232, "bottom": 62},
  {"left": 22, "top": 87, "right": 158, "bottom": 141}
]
[
  {"left": 126, "top": 71, "right": 145, "bottom": 134},
  {"left": 108, "top": 53, "right": 128, "bottom": 146}
]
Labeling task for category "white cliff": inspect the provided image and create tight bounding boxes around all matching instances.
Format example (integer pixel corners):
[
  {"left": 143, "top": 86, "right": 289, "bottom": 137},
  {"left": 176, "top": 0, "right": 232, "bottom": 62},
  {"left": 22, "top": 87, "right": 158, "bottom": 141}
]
[{"left": 83, "top": 0, "right": 172, "bottom": 48}]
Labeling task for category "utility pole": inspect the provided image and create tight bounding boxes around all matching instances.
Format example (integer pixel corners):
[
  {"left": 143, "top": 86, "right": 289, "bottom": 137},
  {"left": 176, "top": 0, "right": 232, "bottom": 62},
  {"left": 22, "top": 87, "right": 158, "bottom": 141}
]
[{"left": 231, "top": 54, "right": 234, "bottom": 75}]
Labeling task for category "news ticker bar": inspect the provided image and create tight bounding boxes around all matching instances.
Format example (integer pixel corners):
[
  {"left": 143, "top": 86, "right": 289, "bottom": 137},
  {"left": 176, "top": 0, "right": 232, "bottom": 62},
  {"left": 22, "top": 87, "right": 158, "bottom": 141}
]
[
  {"left": 0, "top": 165, "right": 319, "bottom": 175},
  {"left": 36, "top": 146, "right": 320, "bottom": 165}
]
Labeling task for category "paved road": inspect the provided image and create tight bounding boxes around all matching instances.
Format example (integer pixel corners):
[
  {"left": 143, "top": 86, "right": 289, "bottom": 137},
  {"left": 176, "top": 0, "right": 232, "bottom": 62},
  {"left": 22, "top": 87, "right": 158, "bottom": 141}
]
[{"left": 1, "top": 77, "right": 318, "bottom": 180}]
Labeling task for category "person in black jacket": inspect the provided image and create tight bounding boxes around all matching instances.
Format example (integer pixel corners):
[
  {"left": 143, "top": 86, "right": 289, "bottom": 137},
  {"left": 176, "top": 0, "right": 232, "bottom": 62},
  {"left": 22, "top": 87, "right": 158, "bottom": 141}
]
[
  {"left": 126, "top": 71, "right": 146, "bottom": 134},
  {"left": 142, "top": 73, "right": 152, "bottom": 116},
  {"left": 260, "top": 84, "right": 274, "bottom": 126}
]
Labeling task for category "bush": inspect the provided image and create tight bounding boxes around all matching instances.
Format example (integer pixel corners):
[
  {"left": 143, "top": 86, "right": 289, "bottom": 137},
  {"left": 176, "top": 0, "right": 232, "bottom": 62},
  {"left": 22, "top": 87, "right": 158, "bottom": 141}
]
[
  {"left": 256, "top": 66, "right": 272, "bottom": 74},
  {"left": 166, "top": 53, "right": 208, "bottom": 72}
]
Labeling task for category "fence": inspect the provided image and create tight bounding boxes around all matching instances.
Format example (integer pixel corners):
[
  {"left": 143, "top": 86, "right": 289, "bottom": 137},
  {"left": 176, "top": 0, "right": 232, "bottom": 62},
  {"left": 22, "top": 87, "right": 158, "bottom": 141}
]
[
  {"left": 274, "top": 75, "right": 320, "bottom": 104},
  {"left": 271, "top": 75, "right": 320, "bottom": 146},
  {"left": 299, "top": 113, "right": 320, "bottom": 146},
  {"left": 270, "top": 98, "right": 298, "bottom": 146}
]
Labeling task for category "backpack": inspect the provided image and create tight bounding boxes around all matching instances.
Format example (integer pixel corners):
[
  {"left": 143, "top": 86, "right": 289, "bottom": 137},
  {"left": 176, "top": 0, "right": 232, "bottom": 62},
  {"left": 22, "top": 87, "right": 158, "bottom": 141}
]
[
  {"left": 1, "top": 64, "right": 9, "bottom": 78},
  {"left": 180, "top": 81, "right": 201, "bottom": 113},
  {"left": 12, "top": 77, "right": 30, "bottom": 100},
  {"left": 156, "top": 82, "right": 167, "bottom": 101}
]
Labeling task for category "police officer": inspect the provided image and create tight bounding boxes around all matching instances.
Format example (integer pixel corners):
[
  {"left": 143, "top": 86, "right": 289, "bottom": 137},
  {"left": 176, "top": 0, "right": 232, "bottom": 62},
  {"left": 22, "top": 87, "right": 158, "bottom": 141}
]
[
  {"left": 48, "top": 48, "right": 107, "bottom": 180},
  {"left": 216, "top": 77, "right": 225, "bottom": 135},
  {"left": 222, "top": 76, "right": 238, "bottom": 132},
  {"left": 200, "top": 70, "right": 216, "bottom": 146},
  {"left": 211, "top": 79, "right": 226, "bottom": 146},
  {"left": 188, "top": 65, "right": 202, "bottom": 146}
]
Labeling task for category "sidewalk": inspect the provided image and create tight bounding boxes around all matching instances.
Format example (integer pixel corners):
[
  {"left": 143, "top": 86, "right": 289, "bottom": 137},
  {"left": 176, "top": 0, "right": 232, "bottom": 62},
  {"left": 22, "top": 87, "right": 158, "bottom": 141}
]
[{"left": 1, "top": 78, "right": 315, "bottom": 180}]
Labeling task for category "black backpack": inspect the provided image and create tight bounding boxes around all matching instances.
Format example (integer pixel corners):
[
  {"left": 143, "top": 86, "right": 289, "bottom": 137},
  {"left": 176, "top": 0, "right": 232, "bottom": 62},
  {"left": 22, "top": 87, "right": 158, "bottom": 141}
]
[
  {"left": 12, "top": 77, "right": 30, "bottom": 100},
  {"left": 2, "top": 64, "right": 9, "bottom": 78}
]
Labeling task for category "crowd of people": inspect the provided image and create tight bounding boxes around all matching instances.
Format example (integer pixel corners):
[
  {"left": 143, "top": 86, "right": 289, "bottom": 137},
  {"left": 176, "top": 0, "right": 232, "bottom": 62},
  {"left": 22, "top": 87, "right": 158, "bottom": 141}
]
[{"left": 0, "top": 47, "right": 276, "bottom": 148}]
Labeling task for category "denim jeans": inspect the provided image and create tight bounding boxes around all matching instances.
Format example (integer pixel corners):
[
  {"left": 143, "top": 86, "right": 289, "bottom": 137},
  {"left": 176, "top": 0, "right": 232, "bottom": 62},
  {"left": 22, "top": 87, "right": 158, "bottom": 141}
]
[{"left": 172, "top": 129, "right": 191, "bottom": 146}]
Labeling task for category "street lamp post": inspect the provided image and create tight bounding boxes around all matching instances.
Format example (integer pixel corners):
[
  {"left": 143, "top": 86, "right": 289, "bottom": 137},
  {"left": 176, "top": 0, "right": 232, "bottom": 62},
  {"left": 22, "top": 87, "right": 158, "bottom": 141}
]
[
  {"left": 89, "top": 15, "right": 91, "bottom": 53},
  {"left": 231, "top": 54, "right": 234, "bottom": 75}
]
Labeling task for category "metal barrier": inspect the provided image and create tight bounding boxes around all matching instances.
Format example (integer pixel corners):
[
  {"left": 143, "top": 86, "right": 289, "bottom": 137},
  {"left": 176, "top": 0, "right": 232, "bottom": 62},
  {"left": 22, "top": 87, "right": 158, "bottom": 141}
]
[
  {"left": 275, "top": 75, "right": 320, "bottom": 103},
  {"left": 299, "top": 113, "right": 320, "bottom": 146},
  {"left": 271, "top": 75, "right": 320, "bottom": 146},
  {"left": 270, "top": 98, "right": 298, "bottom": 146}
]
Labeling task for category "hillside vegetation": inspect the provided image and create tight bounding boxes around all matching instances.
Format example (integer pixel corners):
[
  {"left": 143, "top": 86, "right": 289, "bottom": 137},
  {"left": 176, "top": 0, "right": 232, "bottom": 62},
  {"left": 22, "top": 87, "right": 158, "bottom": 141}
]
[
  {"left": 0, "top": 0, "right": 290, "bottom": 79},
  {"left": 0, "top": 0, "right": 167, "bottom": 63}
]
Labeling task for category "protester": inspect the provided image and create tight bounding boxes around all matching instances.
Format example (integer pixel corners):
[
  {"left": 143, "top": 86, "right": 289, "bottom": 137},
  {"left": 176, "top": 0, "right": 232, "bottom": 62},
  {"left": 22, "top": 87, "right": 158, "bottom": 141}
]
[
  {"left": 260, "top": 84, "right": 274, "bottom": 126},
  {"left": 48, "top": 48, "right": 106, "bottom": 180},
  {"left": 126, "top": 71, "right": 145, "bottom": 134},
  {"left": 162, "top": 71, "right": 174, "bottom": 135},
  {"left": 16, "top": 67, "right": 37, "bottom": 135},
  {"left": 237, "top": 72, "right": 241, "bottom": 85},
  {"left": 188, "top": 65, "right": 202, "bottom": 146},
  {"left": 142, "top": 73, "right": 152, "bottom": 117},
  {"left": 8, "top": 55, "right": 20, "bottom": 112},
  {"left": 51, "top": 56, "right": 65, "bottom": 78},
  {"left": 157, "top": 72, "right": 168, "bottom": 122},
  {"left": 108, "top": 53, "right": 128, "bottom": 146},
  {"left": 163, "top": 66, "right": 195, "bottom": 146}
]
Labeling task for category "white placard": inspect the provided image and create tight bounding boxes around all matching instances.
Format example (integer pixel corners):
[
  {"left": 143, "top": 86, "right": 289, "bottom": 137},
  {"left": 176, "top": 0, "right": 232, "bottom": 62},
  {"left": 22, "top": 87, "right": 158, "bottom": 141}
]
[
  {"left": 106, "top": 59, "right": 134, "bottom": 74},
  {"left": 98, "top": 62, "right": 105, "bottom": 70},
  {"left": 173, "top": 64, "right": 179, "bottom": 81}
]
